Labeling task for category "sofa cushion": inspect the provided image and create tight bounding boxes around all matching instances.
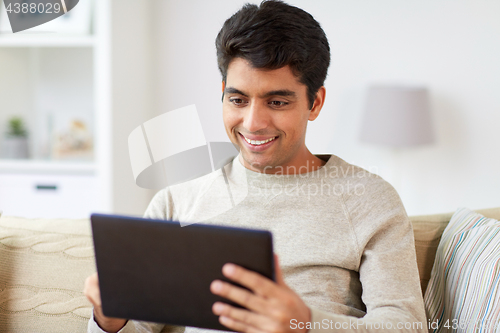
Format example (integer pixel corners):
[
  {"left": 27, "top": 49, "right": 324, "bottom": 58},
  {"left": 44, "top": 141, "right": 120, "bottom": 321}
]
[
  {"left": 423, "top": 207, "right": 500, "bottom": 332},
  {"left": 410, "top": 207, "right": 500, "bottom": 295},
  {"left": 0, "top": 215, "right": 94, "bottom": 332}
]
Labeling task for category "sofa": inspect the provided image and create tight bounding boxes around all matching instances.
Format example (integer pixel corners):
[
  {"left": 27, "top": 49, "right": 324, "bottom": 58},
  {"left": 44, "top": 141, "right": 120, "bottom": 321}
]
[{"left": 1, "top": 207, "right": 499, "bottom": 332}]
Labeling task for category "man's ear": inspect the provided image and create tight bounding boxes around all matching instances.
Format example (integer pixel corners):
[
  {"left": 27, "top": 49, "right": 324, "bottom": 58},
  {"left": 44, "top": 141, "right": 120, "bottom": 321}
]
[
  {"left": 308, "top": 86, "right": 326, "bottom": 121},
  {"left": 221, "top": 81, "right": 226, "bottom": 102}
]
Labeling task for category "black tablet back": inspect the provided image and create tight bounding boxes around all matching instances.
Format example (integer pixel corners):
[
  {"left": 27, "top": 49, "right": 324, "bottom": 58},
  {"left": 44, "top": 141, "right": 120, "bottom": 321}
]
[{"left": 91, "top": 213, "right": 274, "bottom": 331}]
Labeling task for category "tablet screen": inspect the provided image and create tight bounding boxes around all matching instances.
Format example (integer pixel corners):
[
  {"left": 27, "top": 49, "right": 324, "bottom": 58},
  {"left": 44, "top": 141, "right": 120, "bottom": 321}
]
[{"left": 91, "top": 213, "right": 274, "bottom": 331}]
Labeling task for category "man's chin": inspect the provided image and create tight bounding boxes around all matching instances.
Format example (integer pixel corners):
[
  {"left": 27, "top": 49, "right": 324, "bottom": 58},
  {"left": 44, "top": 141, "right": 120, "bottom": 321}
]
[{"left": 240, "top": 152, "right": 280, "bottom": 173}]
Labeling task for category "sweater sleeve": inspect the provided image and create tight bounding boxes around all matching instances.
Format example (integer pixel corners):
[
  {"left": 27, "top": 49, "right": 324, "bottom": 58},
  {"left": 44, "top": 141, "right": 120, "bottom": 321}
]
[
  {"left": 88, "top": 312, "right": 167, "bottom": 333},
  {"left": 143, "top": 189, "right": 169, "bottom": 219},
  {"left": 306, "top": 176, "right": 427, "bottom": 333}
]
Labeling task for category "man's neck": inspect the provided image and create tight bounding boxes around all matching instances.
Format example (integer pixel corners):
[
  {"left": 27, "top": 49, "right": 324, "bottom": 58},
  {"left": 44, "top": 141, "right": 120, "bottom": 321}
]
[{"left": 238, "top": 150, "right": 326, "bottom": 175}]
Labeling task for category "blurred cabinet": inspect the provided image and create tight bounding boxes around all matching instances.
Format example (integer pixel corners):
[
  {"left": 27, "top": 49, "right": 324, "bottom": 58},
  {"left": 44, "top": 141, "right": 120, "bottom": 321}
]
[
  {"left": 0, "top": 172, "right": 99, "bottom": 218},
  {"left": 0, "top": 0, "right": 111, "bottom": 218}
]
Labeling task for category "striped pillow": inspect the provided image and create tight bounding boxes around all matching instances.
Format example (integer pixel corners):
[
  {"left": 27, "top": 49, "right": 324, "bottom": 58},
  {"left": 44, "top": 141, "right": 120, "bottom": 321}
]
[{"left": 424, "top": 207, "right": 500, "bottom": 332}]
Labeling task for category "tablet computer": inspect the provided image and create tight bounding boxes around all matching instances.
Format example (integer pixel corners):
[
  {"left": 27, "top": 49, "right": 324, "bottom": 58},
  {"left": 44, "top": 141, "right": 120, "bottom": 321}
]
[{"left": 90, "top": 213, "right": 274, "bottom": 331}]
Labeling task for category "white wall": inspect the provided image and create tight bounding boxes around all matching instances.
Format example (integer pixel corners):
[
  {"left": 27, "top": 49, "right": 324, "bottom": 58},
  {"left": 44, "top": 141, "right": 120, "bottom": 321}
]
[
  {"left": 306, "top": 0, "right": 500, "bottom": 215},
  {"left": 116, "top": 0, "right": 500, "bottom": 216},
  {"left": 111, "top": 0, "right": 156, "bottom": 216}
]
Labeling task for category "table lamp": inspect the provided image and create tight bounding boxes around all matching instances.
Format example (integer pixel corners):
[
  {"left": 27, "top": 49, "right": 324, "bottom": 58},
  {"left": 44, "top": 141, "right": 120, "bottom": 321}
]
[
  {"left": 360, "top": 85, "right": 434, "bottom": 147},
  {"left": 359, "top": 85, "right": 435, "bottom": 191}
]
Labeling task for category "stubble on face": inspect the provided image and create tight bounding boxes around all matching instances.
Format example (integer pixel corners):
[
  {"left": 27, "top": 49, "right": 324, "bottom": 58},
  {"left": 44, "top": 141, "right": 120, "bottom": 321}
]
[{"left": 222, "top": 58, "right": 317, "bottom": 174}]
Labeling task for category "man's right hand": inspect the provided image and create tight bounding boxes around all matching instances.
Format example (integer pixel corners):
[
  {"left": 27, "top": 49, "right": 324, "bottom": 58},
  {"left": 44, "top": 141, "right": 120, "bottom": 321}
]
[{"left": 84, "top": 273, "right": 128, "bottom": 333}]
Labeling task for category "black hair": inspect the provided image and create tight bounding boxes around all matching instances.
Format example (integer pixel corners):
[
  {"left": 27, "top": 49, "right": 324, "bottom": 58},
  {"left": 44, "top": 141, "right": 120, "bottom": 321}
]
[{"left": 216, "top": 0, "right": 330, "bottom": 109}]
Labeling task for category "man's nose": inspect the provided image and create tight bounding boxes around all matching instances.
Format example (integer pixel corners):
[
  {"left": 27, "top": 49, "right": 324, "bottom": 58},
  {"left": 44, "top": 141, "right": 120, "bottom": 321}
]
[{"left": 243, "top": 102, "right": 269, "bottom": 133}]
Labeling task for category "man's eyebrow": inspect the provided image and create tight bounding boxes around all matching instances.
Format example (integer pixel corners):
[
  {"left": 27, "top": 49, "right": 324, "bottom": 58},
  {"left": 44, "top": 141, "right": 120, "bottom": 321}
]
[
  {"left": 224, "top": 87, "right": 248, "bottom": 97},
  {"left": 262, "top": 90, "right": 296, "bottom": 98},
  {"left": 224, "top": 87, "right": 296, "bottom": 99}
]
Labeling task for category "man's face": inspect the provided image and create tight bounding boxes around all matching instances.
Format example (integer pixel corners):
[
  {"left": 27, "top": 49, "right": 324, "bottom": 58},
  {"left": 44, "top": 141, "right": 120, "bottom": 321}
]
[{"left": 222, "top": 58, "right": 321, "bottom": 173}]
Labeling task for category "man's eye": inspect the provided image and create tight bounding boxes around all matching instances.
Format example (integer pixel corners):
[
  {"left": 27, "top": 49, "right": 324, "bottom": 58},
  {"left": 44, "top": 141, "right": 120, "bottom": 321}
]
[
  {"left": 229, "top": 98, "right": 245, "bottom": 105},
  {"left": 269, "top": 101, "right": 288, "bottom": 107}
]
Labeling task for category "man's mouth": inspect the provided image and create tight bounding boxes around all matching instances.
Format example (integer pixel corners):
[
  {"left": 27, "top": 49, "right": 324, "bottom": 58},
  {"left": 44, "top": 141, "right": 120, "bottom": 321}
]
[{"left": 239, "top": 133, "right": 278, "bottom": 146}]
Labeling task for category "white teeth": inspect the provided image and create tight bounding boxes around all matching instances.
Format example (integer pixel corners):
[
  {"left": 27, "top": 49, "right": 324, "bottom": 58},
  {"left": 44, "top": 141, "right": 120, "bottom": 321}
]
[{"left": 243, "top": 135, "right": 276, "bottom": 145}]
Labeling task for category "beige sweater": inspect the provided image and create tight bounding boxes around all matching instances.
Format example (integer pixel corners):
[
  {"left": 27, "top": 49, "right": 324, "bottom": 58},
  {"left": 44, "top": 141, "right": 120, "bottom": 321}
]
[{"left": 89, "top": 154, "right": 427, "bottom": 333}]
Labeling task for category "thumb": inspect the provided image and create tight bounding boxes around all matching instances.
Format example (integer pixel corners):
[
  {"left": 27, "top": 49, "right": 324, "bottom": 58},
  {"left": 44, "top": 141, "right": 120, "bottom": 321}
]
[{"left": 83, "top": 272, "right": 102, "bottom": 307}]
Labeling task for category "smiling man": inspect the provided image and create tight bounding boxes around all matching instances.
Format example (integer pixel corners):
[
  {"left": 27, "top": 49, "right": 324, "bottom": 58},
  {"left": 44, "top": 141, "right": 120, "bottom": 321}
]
[
  {"left": 85, "top": 1, "right": 427, "bottom": 333},
  {"left": 223, "top": 58, "right": 326, "bottom": 174}
]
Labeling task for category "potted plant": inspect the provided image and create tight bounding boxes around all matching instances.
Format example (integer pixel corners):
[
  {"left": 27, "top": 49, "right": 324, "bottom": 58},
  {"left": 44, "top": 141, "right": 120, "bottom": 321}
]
[{"left": 1, "top": 116, "right": 30, "bottom": 159}]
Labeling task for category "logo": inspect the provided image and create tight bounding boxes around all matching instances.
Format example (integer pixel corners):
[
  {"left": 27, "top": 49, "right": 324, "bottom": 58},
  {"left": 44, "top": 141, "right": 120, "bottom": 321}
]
[
  {"left": 2, "top": 0, "right": 79, "bottom": 33},
  {"left": 128, "top": 105, "right": 248, "bottom": 226}
]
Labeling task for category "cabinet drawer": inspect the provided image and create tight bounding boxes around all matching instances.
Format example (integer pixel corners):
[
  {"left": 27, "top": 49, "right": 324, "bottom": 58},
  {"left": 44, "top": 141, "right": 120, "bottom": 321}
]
[{"left": 0, "top": 173, "right": 101, "bottom": 218}]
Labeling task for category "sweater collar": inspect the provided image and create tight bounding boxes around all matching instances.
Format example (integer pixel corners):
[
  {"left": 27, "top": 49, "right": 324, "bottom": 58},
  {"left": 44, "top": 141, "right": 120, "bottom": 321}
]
[{"left": 228, "top": 153, "right": 335, "bottom": 187}]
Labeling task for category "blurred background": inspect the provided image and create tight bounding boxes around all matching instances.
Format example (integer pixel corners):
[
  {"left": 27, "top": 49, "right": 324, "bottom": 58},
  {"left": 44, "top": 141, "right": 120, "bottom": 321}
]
[{"left": 0, "top": 0, "right": 498, "bottom": 218}]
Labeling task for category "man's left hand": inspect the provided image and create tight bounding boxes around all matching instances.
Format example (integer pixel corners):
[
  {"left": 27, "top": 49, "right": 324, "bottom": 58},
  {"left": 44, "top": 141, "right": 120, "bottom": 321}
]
[{"left": 210, "top": 254, "right": 311, "bottom": 333}]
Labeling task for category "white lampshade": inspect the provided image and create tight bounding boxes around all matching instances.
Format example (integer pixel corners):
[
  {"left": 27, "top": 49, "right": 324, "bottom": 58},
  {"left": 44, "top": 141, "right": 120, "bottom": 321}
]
[{"left": 359, "top": 85, "right": 435, "bottom": 147}]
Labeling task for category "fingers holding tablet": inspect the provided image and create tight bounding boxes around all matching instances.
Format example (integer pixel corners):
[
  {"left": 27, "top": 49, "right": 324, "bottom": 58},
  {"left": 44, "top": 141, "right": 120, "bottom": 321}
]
[
  {"left": 210, "top": 255, "right": 311, "bottom": 333},
  {"left": 84, "top": 273, "right": 128, "bottom": 333}
]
